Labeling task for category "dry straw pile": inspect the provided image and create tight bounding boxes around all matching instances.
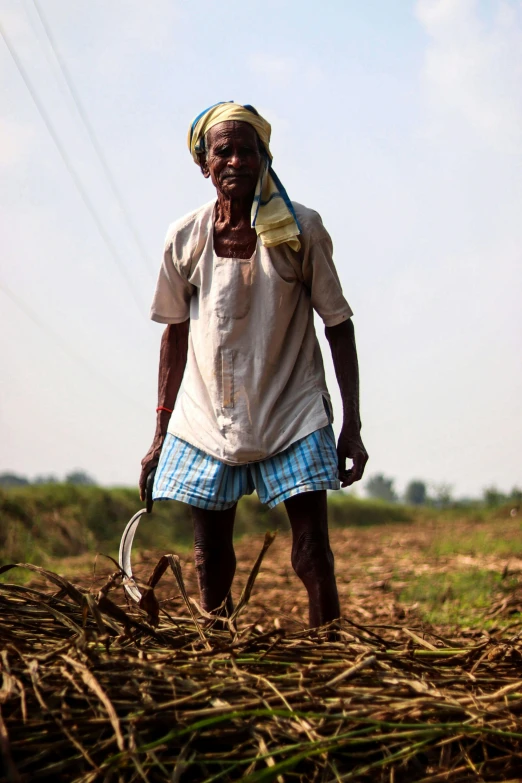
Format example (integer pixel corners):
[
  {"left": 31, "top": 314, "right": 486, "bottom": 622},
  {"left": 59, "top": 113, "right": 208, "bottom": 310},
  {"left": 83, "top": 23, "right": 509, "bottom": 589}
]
[{"left": 1, "top": 533, "right": 522, "bottom": 782}]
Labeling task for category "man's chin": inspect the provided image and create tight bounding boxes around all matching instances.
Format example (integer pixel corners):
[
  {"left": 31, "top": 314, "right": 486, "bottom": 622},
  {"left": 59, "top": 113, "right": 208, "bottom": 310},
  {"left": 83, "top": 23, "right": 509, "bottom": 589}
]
[{"left": 218, "top": 181, "right": 256, "bottom": 198}]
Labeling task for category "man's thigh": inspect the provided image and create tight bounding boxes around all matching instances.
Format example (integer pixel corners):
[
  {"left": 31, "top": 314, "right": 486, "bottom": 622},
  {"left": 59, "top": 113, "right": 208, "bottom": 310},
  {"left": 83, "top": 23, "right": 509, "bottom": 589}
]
[{"left": 284, "top": 490, "right": 329, "bottom": 538}]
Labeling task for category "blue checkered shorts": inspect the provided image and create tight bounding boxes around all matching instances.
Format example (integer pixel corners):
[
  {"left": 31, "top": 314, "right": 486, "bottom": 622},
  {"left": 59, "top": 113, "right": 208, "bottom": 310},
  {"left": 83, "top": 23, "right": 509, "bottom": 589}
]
[{"left": 153, "top": 425, "right": 340, "bottom": 510}]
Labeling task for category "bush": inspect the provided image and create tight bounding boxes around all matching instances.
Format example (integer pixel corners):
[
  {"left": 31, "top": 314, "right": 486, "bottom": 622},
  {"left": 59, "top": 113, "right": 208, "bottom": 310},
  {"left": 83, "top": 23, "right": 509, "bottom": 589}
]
[
  {"left": 2, "top": 484, "right": 498, "bottom": 567},
  {"left": 328, "top": 493, "right": 412, "bottom": 526}
]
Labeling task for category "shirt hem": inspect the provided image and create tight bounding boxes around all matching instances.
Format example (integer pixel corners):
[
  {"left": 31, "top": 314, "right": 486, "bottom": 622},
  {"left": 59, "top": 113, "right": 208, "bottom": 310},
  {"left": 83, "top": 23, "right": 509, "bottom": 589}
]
[
  {"left": 150, "top": 312, "right": 190, "bottom": 324},
  {"left": 322, "top": 308, "right": 353, "bottom": 328},
  {"left": 167, "top": 410, "right": 331, "bottom": 466}
]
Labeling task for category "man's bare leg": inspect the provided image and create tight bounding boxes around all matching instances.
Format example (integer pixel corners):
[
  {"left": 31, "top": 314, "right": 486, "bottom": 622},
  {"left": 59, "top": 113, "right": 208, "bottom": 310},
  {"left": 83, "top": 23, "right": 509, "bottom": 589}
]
[
  {"left": 284, "top": 490, "right": 340, "bottom": 628},
  {"left": 191, "top": 503, "right": 237, "bottom": 616}
]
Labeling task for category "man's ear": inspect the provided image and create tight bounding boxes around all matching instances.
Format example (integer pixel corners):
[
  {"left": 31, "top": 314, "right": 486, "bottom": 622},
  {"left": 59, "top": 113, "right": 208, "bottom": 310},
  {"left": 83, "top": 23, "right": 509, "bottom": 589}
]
[{"left": 197, "top": 152, "right": 210, "bottom": 179}]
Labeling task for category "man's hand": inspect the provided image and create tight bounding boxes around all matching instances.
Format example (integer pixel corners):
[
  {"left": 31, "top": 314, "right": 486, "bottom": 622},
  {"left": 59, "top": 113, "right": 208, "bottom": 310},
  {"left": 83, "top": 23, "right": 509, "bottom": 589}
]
[
  {"left": 337, "top": 424, "right": 368, "bottom": 487},
  {"left": 140, "top": 321, "right": 190, "bottom": 502},
  {"left": 324, "top": 319, "right": 367, "bottom": 487},
  {"left": 139, "top": 435, "right": 164, "bottom": 501}
]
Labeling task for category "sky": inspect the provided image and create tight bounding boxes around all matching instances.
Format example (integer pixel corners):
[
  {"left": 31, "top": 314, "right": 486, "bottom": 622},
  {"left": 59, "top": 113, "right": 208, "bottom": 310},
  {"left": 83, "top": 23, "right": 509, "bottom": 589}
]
[{"left": 1, "top": 0, "right": 521, "bottom": 498}]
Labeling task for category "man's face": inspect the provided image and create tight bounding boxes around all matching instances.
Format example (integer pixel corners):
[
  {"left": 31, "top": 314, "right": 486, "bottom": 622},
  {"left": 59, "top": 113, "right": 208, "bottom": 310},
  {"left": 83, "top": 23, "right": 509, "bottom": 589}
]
[{"left": 200, "top": 121, "right": 263, "bottom": 199}]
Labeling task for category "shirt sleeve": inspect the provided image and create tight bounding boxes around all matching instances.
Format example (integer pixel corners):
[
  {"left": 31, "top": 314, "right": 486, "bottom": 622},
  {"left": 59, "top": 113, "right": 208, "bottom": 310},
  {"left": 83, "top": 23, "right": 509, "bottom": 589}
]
[
  {"left": 150, "top": 240, "right": 194, "bottom": 324},
  {"left": 301, "top": 229, "right": 353, "bottom": 327}
]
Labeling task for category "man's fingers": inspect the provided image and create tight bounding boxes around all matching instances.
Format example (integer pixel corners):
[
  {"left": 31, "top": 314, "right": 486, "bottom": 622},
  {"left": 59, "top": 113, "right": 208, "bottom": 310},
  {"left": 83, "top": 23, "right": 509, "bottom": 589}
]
[
  {"left": 145, "top": 469, "right": 156, "bottom": 514},
  {"left": 341, "top": 466, "right": 356, "bottom": 487},
  {"left": 339, "top": 450, "right": 368, "bottom": 487},
  {"left": 338, "top": 452, "right": 351, "bottom": 487},
  {"left": 139, "top": 450, "right": 161, "bottom": 504},
  {"left": 350, "top": 452, "right": 367, "bottom": 483},
  {"left": 139, "top": 465, "right": 153, "bottom": 502},
  {"left": 139, "top": 476, "right": 146, "bottom": 502}
]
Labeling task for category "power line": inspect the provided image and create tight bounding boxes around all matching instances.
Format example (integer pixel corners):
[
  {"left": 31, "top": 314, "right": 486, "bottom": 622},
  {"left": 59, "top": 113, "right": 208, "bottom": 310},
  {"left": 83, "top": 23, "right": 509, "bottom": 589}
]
[
  {"left": 0, "top": 279, "right": 147, "bottom": 413},
  {"left": 21, "top": 0, "right": 74, "bottom": 108},
  {"left": 0, "top": 20, "right": 146, "bottom": 315},
  {"left": 31, "top": 0, "right": 155, "bottom": 277}
]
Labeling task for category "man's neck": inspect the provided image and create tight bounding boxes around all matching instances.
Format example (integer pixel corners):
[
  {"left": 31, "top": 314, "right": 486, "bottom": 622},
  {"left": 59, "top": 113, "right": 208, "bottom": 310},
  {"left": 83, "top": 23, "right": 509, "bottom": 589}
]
[{"left": 215, "top": 193, "right": 252, "bottom": 229}]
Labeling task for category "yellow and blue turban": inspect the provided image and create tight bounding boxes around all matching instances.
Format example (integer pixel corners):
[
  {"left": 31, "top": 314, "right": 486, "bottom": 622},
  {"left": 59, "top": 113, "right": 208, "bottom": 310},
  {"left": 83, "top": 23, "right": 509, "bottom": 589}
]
[{"left": 188, "top": 102, "right": 301, "bottom": 251}]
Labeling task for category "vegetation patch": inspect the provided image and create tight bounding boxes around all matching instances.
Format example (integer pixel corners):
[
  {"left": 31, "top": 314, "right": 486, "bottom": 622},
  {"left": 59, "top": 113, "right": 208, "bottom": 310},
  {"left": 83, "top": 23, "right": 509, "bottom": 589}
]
[
  {"left": 0, "top": 485, "right": 415, "bottom": 568},
  {"left": 427, "top": 525, "right": 522, "bottom": 558},
  {"left": 400, "top": 569, "right": 522, "bottom": 627},
  {"left": 1, "top": 546, "right": 522, "bottom": 782}
]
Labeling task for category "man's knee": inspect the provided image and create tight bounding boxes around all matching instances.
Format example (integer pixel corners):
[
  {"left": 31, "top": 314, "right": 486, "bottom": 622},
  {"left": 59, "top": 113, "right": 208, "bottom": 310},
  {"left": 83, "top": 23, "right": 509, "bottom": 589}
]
[
  {"left": 291, "top": 532, "right": 334, "bottom": 581},
  {"left": 193, "top": 536, "right": 235, "bottom": 572}
]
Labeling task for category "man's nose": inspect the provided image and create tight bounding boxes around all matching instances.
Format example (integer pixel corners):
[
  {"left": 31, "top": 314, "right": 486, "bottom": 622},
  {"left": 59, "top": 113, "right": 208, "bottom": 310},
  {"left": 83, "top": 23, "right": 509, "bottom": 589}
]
[{"left": 228, "top": 151, "right": 243, "bottom": 168}]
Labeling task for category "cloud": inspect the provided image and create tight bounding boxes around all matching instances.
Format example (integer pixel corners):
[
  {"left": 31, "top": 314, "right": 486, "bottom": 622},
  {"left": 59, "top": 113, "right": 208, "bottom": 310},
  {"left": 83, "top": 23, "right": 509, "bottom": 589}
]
[
  {"left": 249, "top": 54, "right": 296, "bottom": 81},
  {"left": 0, "top": 6, "right": 34, "bottom": 48},
  {"left": 416, "top": 0, "right": 522, "bottom": 151},
  {"left": 0, "top": 118, "right": 34, "bottom": 168},
  {"left": 249, "top": 54, "right": 323, "bottom": 88},
  {"left": 118, "top": 0, "right": 181, "bottom": 51},
  {"left": 29, "top": 0, "right": 183, "bottom": 81}
]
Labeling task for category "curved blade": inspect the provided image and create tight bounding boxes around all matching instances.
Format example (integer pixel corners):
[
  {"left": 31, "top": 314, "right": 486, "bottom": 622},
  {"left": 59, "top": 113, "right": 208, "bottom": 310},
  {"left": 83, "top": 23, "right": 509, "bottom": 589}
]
[{"left": 118, "top": 508, "right": 148, "bottom": 603}]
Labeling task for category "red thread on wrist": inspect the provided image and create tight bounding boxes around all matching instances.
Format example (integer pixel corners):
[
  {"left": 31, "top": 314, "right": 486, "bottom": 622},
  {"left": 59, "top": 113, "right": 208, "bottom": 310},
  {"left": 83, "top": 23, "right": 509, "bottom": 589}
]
[{"left": 156, "top": 406, "right": 173, "bottom": 414}]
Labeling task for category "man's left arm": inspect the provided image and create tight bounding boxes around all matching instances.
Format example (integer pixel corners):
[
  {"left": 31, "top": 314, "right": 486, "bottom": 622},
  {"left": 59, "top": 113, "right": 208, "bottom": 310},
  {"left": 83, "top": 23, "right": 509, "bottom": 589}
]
[{"left": 325, "top": 319, "right": 368, "bottom": 486}]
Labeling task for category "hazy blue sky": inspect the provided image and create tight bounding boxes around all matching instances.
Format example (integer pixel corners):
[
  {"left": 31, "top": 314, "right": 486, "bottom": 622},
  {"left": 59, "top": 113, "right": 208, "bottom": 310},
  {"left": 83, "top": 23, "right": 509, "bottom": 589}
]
[{"left": 1, "top": 0, "right": 521, "bottom": 497}]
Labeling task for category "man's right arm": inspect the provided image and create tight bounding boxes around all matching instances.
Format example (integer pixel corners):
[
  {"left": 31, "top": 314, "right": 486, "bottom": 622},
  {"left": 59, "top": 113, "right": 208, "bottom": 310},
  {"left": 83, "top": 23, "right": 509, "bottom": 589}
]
[{"left": 139, "top": 320, "right": 189, "bottom": 500}]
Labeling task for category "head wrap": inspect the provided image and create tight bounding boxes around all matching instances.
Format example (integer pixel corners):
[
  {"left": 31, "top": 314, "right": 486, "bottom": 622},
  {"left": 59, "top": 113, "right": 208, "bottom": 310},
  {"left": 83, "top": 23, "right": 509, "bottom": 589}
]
[{"left": 188, "top": 102, "right": 301, "bottom": 251}]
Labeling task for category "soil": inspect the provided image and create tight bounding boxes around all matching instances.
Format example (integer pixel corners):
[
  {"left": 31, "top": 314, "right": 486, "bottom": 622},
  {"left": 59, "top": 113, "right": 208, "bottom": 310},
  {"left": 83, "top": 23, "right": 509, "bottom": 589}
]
[{"left": 52, "top": 520, "right": 522, "bottom": 639}]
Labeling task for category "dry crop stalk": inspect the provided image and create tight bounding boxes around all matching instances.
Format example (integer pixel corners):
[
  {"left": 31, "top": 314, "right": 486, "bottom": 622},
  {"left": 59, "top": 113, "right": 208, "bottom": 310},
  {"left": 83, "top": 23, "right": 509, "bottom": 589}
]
[{"left": 0, "top": 539, "right": 521, "bottom": 782}]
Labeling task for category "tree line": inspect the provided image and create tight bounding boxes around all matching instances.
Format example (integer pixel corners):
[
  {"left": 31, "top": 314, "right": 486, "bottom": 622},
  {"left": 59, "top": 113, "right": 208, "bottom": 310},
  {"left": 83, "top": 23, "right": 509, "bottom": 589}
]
[
  {"left": 0, "top": 471, "right": 97, "bottom": 487},
  {"left": 365, "top": 473, "right": 522, "bottom": 508},
  {"left": 1, "top": 470, "right": 520, "bottom": 509}
]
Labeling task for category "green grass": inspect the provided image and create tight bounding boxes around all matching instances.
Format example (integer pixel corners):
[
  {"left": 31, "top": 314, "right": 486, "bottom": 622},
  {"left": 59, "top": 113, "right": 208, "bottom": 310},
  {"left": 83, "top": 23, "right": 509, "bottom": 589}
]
[
  {"left": 0, "top": 484, "right": 192, "bottom": 572},
  {"left": 427, "top": 527, "right": 522, "bottom": 558},
  {"left": 2, "top": 484, "right": 518, "bottom": 603},
  {"left": 0, "top": 484, "right": 417, "bottom": 571},
  {"left": 327, "top": 492, "right": 413, "bottom": 526},
  {"left": 400, "top": 569, "right": 522, "bottom": 627}
]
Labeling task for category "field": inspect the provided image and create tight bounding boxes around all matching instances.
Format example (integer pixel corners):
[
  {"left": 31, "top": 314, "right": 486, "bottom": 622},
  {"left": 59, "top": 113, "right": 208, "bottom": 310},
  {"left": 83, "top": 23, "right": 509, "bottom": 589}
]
[{"left": 1, "top": 488, "right": 522, "bottom": 781}]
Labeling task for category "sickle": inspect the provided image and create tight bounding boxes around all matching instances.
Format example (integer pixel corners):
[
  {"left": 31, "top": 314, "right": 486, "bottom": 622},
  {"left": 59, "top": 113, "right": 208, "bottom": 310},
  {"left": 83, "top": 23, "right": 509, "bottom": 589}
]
[
  {"left": 119, "top": 469, "right": 156, "bottom": 602},
  {"left": 119, "top": 508, "right": 148, "bottom": 602}
]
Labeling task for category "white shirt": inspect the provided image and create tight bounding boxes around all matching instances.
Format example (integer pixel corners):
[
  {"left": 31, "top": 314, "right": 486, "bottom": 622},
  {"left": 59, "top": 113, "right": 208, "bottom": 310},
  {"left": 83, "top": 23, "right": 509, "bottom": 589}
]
[{"left": 150, "top": 200, "right": 352, "bottom": 464}]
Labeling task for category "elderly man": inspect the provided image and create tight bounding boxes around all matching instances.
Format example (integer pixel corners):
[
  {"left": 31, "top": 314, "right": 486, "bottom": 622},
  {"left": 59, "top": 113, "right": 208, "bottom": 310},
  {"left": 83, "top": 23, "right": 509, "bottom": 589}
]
[{"left": 139, "top": 102, "right": 368, "bottom": 628}]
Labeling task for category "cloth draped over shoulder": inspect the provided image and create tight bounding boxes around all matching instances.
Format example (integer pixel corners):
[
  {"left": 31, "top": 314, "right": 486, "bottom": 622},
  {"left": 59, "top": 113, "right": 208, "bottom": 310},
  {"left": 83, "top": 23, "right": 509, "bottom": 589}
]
[{"left": 188, "top": 101, "right": 301, "bottom": 251}]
